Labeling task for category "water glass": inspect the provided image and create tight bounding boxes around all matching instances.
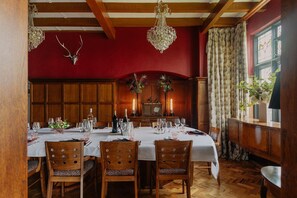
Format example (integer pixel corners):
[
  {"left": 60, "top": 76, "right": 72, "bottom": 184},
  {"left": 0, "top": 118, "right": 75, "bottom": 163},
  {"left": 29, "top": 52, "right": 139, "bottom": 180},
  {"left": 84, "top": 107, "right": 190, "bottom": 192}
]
[
  {"left": 180, "top": 118, "right": 186, "bottom": 132},
  {"left": 32, "top": 122, "right": 40, "bottom": 139},
  {"left": 174, "top": 118, "right": 181, "bottom": 128},
  {"left": 76, "top": 122, "right": 83, "bottom": 132},
  {"left": 128, "top": 122, "right": 134, "bottom": 140},
  {"left": 48, "top": 118, "right": 54, "bottom": 126},
  {"left": 27, "top": 123, "right": 30, "bottom": 132}
]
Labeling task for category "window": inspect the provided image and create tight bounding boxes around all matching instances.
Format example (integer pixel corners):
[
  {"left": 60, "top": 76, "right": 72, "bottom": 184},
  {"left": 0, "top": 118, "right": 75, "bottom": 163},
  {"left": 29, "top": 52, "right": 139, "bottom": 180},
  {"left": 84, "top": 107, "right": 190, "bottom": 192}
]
[{"left": 254, "top": 21, "right": 281, "bottom": 122}]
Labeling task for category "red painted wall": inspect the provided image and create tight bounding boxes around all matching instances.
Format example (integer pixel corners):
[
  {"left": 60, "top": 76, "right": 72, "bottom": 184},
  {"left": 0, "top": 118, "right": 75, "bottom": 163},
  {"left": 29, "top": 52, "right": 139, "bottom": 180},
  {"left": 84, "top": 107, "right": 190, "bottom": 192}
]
[
  {"left": 247, "top": 0, "right": 281, "bottom": 75},
  {"left": 28, "top": 27, "right": 199, "bottom": 79}
]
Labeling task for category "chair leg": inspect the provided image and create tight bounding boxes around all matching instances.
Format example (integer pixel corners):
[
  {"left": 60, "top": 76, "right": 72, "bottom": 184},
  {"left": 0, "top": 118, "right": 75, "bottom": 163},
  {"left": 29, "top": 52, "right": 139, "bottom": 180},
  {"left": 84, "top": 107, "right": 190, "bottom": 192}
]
[
  {"left": 207, "top": 162, "right": 211, "bottom": 175},
  {"left": 155, "top": 178, "right": 159, "bottom": 198},
  {"left": 182, "top": 180, "right": 185, "bottom": 194},
  {"left": 40, "top": 163, "right": 47, "bottom": 198},
  {"left": 80, "top": 179, "right": 84, "bottom": 198},
  {"left": 186, "top": 180, "right": 191, "bottom": 198},
  {"left": 101, "top": 181, "right": 108, "bottom": 198},
  {"left": 47, "top": 180, "right": 53, "bottom": 198},
  {"left": 61, "top": 182, "right": 65, "bottom": 197},
  {"left": 134, "top": 180, "right": 138, "bottom": 198}
]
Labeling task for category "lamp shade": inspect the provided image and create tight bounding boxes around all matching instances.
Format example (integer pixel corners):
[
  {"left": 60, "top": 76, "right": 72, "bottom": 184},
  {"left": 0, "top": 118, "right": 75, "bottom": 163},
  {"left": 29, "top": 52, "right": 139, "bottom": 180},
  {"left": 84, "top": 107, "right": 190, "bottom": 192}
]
[{"left": 268, "top": 72, "right": 280, "bottom": 109}]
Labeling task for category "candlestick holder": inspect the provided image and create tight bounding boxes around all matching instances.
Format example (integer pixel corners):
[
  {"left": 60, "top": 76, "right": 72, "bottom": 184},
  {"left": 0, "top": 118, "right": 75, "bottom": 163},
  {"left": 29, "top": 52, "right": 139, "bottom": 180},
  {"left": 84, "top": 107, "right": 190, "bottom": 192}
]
[{"left": 170, "top": 110, "right": 174, "bottom": 116}]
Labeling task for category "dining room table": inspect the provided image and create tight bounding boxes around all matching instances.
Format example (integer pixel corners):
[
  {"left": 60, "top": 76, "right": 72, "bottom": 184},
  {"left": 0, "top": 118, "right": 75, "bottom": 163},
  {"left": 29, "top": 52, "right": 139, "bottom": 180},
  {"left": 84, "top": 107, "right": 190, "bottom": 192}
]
[{"left": 27, "top": 126, "right": 219, "bottom": 181}]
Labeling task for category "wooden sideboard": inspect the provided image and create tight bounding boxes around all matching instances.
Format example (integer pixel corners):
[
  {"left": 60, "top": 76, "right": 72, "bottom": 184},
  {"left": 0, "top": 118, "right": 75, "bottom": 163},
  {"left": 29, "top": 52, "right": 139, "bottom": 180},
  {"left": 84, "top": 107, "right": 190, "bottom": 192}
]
[{"left": 228, "top": 118, "right": 281, "bottom": 164}]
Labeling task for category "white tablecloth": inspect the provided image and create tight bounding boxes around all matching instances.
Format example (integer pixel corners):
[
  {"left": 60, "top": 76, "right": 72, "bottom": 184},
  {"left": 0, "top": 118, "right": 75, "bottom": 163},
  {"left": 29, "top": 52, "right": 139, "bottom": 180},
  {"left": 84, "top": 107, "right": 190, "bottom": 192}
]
[{"left": 28, "top": 127, "right": 219, "bottom": 179}]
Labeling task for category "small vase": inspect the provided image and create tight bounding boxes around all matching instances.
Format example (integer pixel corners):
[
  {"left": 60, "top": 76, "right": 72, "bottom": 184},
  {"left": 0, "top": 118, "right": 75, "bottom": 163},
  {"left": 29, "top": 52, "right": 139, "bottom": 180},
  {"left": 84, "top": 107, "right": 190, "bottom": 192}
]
[{"left": 258, "top": 102, "right": 267, "bottom": 122}]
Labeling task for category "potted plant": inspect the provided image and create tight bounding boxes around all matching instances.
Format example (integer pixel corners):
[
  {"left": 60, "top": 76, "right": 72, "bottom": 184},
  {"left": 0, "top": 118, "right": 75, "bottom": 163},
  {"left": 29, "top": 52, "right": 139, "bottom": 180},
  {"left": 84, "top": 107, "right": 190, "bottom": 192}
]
[
  {"left": 48, "top": 118, "right": 70, "bottom": 133},
  {"left": 238, "top": 71, "right": 277, "bottom": 121}
]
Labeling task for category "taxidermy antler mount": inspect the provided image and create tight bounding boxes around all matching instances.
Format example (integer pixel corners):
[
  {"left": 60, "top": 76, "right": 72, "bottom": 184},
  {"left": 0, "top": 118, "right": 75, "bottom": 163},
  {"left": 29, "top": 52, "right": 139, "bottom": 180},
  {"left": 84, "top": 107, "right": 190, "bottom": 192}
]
[{"left": 56, "top": 35, "right": 83, "bottom": 65}]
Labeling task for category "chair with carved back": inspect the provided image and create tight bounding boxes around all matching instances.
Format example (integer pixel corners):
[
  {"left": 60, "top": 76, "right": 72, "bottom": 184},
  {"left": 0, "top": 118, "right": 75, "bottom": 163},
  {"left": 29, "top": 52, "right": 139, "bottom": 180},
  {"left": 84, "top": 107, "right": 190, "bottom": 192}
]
[
  {"left": 153, "top": 140, "right": 192, "bottom": 198},
  {"left": 100, "top": 141, "right": 139, "bottom": 198},
  {"left": 45, "top": 141, "right": 95, "bottom": 198},
  {"left": 28, "top": 157, "right": 46, "bottom": 198}
]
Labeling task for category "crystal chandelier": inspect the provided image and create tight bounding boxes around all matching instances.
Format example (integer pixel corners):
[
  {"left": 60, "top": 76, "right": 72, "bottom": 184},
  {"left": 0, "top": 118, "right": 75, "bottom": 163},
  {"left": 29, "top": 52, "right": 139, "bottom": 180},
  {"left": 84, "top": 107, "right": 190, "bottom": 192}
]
[
  {"left": 147, "top": 0, "right": 177, "bottom": 53},
  {"left": 28, "top": 4, "right": 45, "bottom": 52}
]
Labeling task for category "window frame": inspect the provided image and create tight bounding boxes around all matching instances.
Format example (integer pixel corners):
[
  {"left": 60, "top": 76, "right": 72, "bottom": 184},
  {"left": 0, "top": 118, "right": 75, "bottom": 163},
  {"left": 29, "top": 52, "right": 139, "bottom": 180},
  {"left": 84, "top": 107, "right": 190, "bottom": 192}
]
[{"left": 253, "top": 21, "right": 281, "bottom": 122}]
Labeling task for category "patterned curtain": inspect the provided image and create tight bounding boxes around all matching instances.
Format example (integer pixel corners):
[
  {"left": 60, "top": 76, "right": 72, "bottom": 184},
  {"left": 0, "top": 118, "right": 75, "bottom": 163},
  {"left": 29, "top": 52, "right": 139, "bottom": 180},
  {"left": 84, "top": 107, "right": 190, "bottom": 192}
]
[{"left": 207, "top": 22, "right": 248, "bottom": 160}]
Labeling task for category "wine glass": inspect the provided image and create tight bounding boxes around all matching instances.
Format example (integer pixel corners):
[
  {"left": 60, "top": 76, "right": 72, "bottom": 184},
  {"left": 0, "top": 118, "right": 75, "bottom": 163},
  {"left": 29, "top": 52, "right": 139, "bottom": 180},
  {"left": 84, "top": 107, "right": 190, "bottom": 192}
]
[
  {"left": 27, "top": 123, "right": 30, "bottom": 132},
  {"left": 174, "top": 118, "right": 181, "bottom": 128},
  {"left": 181, "top": 118, "right": 186, "bottom": 127},
  {"left": 76, "top": 122, "right": 83, "bottom": 132},
  {"left": 32, "top": 122, "right": 40, "bottom": 139},
  {"left": 166, "top": 121, "right": 172, "bottom": 133},
  {"left": 48, "top": 118, "right": 54, "bottom": 127}
]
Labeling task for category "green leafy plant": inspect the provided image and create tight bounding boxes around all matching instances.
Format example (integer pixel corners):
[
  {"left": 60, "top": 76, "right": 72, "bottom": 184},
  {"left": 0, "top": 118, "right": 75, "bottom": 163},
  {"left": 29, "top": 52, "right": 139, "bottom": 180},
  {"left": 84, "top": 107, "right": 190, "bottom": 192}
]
[
  {"left": 49, "top": 119, "right": 70, "bottom": 129},
  {"left": 238, "top": 70, "right": 278, "bottom": 109},
  {"left": 159, "top": 74, "right": 173, "bottom": 93},
  {"left": 127, "top": 73, "right": 147, "bottom": 94}
]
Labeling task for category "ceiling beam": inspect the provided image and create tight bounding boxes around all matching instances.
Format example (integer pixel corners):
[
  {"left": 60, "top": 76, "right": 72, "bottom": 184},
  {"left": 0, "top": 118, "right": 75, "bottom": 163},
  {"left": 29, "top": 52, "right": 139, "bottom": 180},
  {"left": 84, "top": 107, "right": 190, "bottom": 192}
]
[
  {"left": 34, "top": 2, "right": 265, "bottom": 14},
  {"left": 201, "top": 0, "right": 234, "bottom": 34},
  {"left": 86, "top": 0, "right": 115, "bottom": 39},
  {"left": 35, "top": 3, "right": 91, "bottom": 12},
  {"left": 105, "top": 2, "right": 263, "bottom": 13},
  {"left": 238, "top": 0, "right": 271, "bottom": 23},
  {"left": 34, "top": 18, "right": 99, "bottom": 26}
]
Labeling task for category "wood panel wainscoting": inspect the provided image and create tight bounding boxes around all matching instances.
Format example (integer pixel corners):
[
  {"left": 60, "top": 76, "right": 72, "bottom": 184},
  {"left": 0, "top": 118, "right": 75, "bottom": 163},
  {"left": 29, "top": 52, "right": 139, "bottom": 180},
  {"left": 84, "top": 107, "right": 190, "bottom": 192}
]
[
  {"left": 228, "top": 118, "right": 281, "bottom": 164},
  {"left": 29, "top": 76, "right": 209, "bottom": 129},
  {"left": 30, "top": 80, "right": 117, "bottom": 124}
]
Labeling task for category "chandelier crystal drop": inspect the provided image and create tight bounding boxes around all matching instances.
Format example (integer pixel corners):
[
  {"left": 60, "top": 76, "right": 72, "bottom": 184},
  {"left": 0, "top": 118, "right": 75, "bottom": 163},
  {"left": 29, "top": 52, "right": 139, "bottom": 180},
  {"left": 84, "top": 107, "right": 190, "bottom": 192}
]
[
  {"left": 28, "top": 4, "right": 45, "bottom": 52},
  {"left": 147, "top": 0, "right": 177, "bottom": 53}
]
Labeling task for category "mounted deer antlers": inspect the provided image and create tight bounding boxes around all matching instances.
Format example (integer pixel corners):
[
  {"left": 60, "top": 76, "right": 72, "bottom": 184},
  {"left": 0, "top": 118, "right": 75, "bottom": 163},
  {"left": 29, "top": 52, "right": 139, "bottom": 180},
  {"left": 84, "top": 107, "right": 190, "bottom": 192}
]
[{"left": 56, "top": 35, "right": 83, "bottom": 65}]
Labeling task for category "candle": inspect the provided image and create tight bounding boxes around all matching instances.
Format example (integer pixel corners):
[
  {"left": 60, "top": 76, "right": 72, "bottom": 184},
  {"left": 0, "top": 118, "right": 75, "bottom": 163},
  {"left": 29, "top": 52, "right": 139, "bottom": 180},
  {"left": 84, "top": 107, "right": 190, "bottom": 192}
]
[
  {"left": 170, "top": 98, "right": 173, "bottom": 112},
  {"left": 132, "top": 99, "right": 136, "bottom": 112}
]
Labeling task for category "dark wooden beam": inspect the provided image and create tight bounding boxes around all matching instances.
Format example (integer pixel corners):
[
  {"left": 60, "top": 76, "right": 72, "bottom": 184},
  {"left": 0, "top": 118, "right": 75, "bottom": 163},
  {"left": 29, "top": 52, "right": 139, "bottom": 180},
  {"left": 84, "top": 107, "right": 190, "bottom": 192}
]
[
  {"left": 35, "top": 3, "right": 91, "bottom": 12},
  {"left": 238, "top": 0, "right": 271, "bottom": 23},
  {"left": 105, "top": 2, "right": 263, "bottom": 13},
  {"left": 86, "top": 0, "right": 115, "bottom": 39},
  {"left": 201, "top": 0, "right": 234, "bottom": 34}
]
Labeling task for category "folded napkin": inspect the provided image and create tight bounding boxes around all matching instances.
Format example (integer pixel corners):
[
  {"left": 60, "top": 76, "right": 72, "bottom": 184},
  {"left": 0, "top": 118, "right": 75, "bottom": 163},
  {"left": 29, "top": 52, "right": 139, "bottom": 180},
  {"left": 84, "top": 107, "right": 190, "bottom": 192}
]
[{"left": 187, "top": 130, "right": 206, "bottom": 135}]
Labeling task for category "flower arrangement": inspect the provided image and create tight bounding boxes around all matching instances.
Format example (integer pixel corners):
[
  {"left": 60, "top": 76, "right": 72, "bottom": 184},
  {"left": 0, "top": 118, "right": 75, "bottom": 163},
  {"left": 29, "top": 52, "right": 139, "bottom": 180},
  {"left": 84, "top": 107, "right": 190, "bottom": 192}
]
[
  {"left": 159, "top": 74, "right": 173, "bottom": 93},
  {"left": 127, "top": 73, "right": 147, "bottom": 94},
  {"left": 238, "top": 71, "right": 277, "bottom": 109},
  {"left": 49, "top": 119, "right": 70, "bottom": 131}
]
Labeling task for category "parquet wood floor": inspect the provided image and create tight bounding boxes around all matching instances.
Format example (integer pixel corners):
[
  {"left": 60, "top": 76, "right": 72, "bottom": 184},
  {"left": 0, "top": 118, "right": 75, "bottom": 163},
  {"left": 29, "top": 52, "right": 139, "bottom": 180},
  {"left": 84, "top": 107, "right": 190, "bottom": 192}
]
[{"left": 28, "top": 159, "right": 275, "bottom": 198}]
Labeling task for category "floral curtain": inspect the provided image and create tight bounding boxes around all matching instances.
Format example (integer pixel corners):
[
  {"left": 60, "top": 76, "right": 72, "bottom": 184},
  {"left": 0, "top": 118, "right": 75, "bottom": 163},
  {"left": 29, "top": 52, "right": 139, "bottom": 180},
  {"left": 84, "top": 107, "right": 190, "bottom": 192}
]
[{"left": 207, "top": 22, "right": 248, "bottom": 160}]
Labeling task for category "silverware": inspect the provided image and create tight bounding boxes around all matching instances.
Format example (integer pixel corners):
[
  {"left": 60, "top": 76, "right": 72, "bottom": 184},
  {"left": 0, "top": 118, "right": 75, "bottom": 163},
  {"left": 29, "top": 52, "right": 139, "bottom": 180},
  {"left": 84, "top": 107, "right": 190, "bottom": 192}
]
[{"left": 85, "top": 141, "right": 92, "bottom": 147}]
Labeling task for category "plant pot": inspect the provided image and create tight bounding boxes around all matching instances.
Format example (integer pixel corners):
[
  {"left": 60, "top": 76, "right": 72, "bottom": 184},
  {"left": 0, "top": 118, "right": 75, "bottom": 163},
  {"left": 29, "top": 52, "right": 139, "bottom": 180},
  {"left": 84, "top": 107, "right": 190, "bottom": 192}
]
[{"left": 258, "top": 102, "right": 267, "bottom": 122}]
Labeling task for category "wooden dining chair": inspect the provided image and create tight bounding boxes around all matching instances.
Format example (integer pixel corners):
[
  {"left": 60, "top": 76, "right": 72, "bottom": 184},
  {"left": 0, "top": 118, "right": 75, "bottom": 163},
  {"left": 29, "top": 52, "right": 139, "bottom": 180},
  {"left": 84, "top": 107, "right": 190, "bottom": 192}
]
[
  {"left": 153, "top": 140, "right": 192, "bottom": 198},
  {"left": 28, "top": 157, "right": 46, "bottom": 198},
  {"left": 45, "top": 141, "right": 95, "bottom": 198},
  {"left": 100, "top": 141, "right": 139, "bottom": 198}
]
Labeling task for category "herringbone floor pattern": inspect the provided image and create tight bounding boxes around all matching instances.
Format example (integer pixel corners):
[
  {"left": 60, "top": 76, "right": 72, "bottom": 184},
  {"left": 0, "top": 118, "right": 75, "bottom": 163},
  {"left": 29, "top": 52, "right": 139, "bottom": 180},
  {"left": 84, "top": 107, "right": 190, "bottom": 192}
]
[{"left": 29, "top": 159, "right": 275, "bottom": 198}]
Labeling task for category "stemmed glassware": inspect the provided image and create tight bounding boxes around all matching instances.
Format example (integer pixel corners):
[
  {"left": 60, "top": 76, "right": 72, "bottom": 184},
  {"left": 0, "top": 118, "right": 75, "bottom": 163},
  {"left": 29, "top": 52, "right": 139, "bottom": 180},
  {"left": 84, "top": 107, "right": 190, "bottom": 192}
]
[
  {"left": 48, "top": 118, "right": 54, "bottom": 127},
  {"left": 32, "top": 122, "right": 40, "bottom": 139},
  {"left": 76, "top": 122, "right": 83, "bottom": 132},
  {"left": 180, "top": 118, "right": 186, "bottom": 133},
  {"left": 174, "top": 118, "right": 181, "bottom": 128}
]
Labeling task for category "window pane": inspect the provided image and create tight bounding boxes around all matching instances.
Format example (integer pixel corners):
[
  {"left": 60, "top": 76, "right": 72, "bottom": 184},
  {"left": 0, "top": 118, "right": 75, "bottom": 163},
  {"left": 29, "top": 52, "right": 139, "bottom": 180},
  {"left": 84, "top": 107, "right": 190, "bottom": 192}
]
[
  {"left": 257, "top": 30, "right": 272, "bottom": 63},
  {"left": 277, "top": 25, "right": 281, "bottom": 37},
  {"left": 277, "top": 40, "right": 281, "bottom": 56}
]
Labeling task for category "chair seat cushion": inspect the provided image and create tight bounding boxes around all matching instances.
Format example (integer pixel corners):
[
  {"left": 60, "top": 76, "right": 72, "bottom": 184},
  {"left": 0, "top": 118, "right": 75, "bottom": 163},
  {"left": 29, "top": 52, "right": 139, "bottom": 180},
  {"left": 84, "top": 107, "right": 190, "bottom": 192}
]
[
  {"left": 28, "top": 160, "right": 39, "bottom": 173},
  {"left": 54, "top": 160, "right": 94, "bottom": 176},
  {"left": 160, "top": 168, "right": 186, "bottom": 175},
  {"left": 106, "top": 169, "right": 134, "bottom": 176}
]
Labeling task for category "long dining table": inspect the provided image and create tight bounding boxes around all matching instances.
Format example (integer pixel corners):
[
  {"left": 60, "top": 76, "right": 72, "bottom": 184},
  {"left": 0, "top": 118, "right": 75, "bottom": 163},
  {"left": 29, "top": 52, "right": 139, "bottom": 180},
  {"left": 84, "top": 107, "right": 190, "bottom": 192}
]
[{"left": 28, "top": 126, "right": 219, "bottom": 180}]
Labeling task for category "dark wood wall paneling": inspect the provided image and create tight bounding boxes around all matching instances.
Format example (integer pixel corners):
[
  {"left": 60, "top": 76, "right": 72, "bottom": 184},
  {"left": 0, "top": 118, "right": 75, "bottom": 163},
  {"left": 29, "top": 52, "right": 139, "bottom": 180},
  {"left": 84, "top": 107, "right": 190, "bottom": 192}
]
[
  {"left": 30, "top": 77, "right": 209, "bottom": 129},
  {"left": 30, "top": 80, "right": 116, "bottom": 124},
  {"left": 281, "top": 0, "right": 297, "bottom": 196},
  {"left": 0, "top": 0, "right": 27, "bottom": 197}
]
